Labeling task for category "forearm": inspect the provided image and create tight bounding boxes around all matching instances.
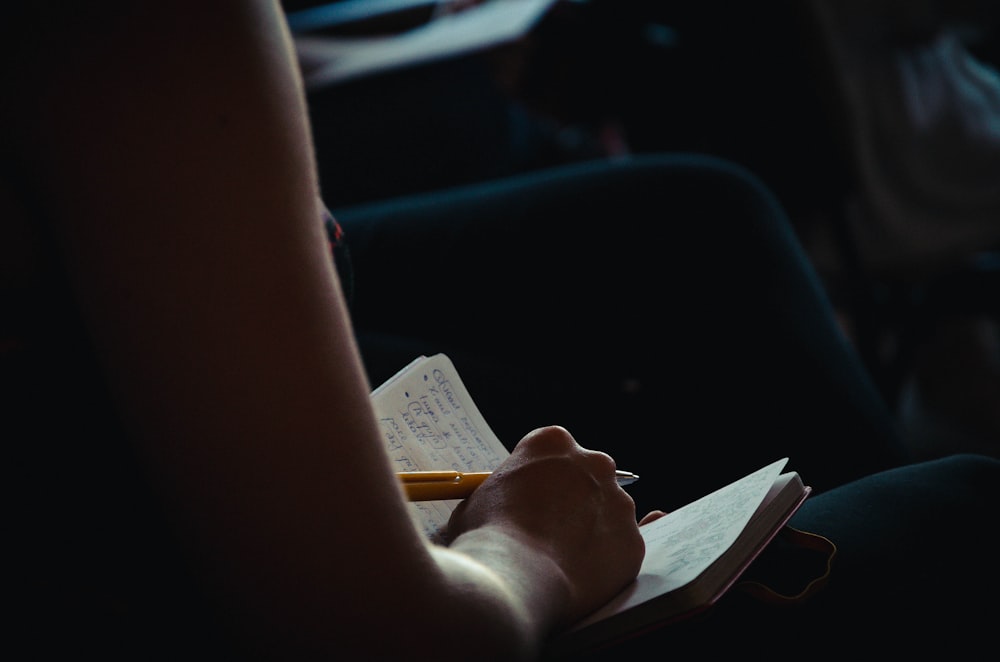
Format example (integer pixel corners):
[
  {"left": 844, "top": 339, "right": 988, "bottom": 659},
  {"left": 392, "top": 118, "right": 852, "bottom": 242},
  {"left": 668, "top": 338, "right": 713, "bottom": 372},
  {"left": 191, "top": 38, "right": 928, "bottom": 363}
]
[
  {"left": 429, "top": 527, "right": 572, "bottom": 661},
  {"left": 219, "top": 522, "right": 572, "bottom": 659},
  {"left": 207, "top": 526, "right": 570, "bottom": 660}
]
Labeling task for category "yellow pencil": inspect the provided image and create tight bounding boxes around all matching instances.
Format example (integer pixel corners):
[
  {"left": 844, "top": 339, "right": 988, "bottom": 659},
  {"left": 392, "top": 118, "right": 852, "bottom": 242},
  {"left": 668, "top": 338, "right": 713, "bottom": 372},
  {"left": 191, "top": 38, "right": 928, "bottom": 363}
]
[{"left": 398, "top": 469, "right": 639, "bottom": 501}]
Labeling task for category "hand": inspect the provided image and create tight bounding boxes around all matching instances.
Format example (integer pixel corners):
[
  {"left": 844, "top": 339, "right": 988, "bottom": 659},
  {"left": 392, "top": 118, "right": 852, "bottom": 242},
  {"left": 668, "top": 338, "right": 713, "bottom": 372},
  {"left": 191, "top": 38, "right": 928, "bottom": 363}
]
[{"left": 447, "top": 426, "right": 645, "bottom": 627}]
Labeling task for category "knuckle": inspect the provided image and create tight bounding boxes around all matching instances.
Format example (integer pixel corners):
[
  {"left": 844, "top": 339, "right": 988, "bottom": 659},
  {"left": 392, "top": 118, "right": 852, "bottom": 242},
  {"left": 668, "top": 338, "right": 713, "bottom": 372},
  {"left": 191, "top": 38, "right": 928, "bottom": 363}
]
[
  {"left": 586, "top": 450, "right": 617, "bottom": 476},
  {"left": 521, "top": 425, "right": 577, "bottom": 454}
]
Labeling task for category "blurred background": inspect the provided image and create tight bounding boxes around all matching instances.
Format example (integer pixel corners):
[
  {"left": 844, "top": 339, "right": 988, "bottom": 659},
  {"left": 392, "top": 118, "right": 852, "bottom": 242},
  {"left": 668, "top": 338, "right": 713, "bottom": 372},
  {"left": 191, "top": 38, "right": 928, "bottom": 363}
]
[{"left": 280, "top": 0, "right": 1000, "bottom": 462}]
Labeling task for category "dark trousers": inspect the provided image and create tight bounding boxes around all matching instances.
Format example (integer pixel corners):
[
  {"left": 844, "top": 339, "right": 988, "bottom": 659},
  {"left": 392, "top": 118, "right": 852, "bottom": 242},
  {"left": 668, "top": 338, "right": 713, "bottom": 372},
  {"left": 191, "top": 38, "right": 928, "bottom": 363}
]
[{"left": 335, "top": 154, "right": 907, "bottom": 509}]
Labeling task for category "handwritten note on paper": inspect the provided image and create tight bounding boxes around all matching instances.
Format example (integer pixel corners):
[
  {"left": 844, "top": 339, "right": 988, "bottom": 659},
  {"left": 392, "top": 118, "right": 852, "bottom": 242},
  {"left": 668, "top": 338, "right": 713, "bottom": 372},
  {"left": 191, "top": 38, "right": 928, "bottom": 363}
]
[
  {"left": 569, "top": 458, "right": 789, "bottom": 629},
  {"left": 370, "top": 354, "right": 511, "bottom": 543}
]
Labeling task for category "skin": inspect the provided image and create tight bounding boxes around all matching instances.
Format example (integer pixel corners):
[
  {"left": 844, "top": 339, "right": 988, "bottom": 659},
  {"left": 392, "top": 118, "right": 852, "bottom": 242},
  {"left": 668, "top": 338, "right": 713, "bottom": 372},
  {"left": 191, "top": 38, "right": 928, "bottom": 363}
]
[{"left": 3, "top": 1, "right": 650, "bottom": 658}]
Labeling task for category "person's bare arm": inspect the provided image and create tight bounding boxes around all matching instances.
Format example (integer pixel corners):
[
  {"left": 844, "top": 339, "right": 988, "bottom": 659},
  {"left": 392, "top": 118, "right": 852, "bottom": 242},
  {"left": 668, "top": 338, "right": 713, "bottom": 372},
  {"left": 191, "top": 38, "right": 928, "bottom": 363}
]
[{"left": 14, "top": 1, "right": 643, "bottom": 657}]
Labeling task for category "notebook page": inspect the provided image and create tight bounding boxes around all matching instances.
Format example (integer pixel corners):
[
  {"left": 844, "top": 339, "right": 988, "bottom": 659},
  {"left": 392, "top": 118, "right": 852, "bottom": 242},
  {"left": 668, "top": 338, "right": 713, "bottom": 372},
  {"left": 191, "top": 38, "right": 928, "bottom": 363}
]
[
  {"left": 569, "top": 457, "right": 789, "bottom": 629},
  {"left": 370, "top": 353, "right": 510, "bottom": 542}
]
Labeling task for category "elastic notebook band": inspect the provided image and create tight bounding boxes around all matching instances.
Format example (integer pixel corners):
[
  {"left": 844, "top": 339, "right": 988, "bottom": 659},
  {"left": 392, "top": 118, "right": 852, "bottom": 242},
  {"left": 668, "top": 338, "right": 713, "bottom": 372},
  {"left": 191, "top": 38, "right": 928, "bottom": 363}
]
[{"left": 735, "top": 526, "right": 837, "bottom": 604}]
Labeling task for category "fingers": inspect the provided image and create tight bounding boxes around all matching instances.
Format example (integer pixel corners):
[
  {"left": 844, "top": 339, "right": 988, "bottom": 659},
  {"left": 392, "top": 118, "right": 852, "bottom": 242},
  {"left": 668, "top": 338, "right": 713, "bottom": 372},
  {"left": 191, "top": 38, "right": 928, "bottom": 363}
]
[
  {"left": 503, "top": 426, "right": 638, "bottom": 526},
  {"left": 514, "top": 425, "right": 623, "bottom": 485},
  {"left": 639, "top": 510, "right": 668, "bottom": 526}
]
